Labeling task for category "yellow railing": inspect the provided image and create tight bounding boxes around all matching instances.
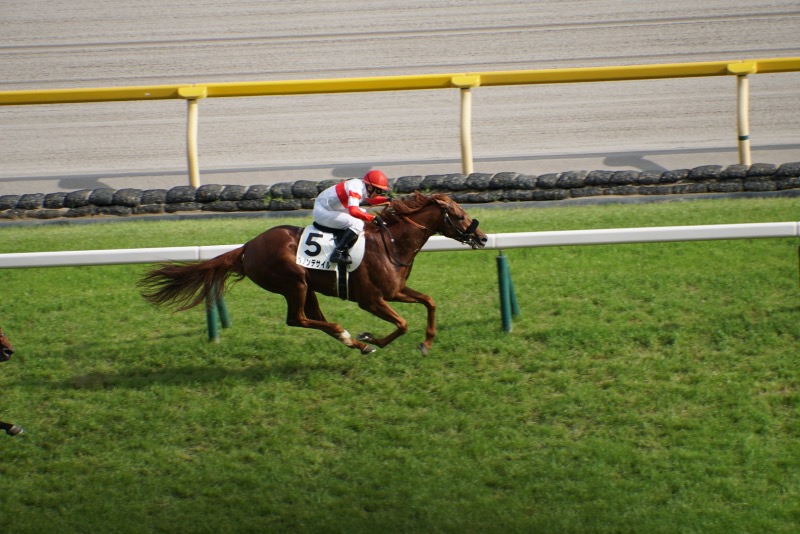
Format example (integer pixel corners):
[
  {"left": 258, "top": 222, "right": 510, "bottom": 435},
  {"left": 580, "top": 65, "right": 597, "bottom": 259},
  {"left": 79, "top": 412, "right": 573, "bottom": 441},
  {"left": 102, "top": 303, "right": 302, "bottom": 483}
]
[{"left": 2, "top": 57, "right": 799, "bottom": 186}]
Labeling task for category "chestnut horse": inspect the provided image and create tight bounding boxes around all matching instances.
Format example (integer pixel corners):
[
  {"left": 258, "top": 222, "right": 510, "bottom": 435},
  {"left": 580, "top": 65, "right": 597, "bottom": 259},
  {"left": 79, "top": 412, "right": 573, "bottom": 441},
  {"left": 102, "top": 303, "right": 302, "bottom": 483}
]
[
  {"left": 140, "top": 192, "right": 487, "bottom": 354},
  {"left": 1, "top": 327, "right": 23, "bottom": 436}
]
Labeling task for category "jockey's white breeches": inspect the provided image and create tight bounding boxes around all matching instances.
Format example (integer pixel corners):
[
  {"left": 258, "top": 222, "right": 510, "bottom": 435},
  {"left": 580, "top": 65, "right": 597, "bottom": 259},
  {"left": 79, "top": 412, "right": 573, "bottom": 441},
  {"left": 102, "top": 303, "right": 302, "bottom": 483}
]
[{"left": 313, "top": 200, "right": 365, "bottom": 234}]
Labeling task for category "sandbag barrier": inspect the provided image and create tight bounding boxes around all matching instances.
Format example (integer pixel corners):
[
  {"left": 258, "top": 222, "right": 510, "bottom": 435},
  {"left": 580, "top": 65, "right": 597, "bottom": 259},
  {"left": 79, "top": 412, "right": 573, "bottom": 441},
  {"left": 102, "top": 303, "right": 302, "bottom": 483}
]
[{"left": 2, "top": 162, "right": 800, "bottom": 221}]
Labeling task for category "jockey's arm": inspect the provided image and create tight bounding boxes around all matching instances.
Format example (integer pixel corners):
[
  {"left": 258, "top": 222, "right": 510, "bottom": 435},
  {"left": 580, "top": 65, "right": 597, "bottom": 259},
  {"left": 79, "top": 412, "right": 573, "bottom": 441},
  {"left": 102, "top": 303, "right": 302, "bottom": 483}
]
[
  {"left": 347, "top": 203, "right": 375, "bottom": 222},
  {"left": 344, "top": 183, "right": 384, "bottom": 222},
  {"left": 366, "top": 195, "right": 389, "bottom": 205}
]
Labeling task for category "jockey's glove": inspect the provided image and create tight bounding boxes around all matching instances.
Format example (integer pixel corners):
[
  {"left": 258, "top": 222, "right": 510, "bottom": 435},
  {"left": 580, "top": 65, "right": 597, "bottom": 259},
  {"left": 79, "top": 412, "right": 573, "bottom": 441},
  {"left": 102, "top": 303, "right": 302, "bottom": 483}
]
[{"left": 373, "top": 216, "right": 386, "bottom": 227}]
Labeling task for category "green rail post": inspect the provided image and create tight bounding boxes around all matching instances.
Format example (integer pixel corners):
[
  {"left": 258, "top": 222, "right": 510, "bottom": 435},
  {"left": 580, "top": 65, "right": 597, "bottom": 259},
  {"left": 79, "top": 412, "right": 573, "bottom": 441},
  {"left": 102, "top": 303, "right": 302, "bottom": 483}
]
[
  {"left": 506, "top": 258, "right": 520, "bottom": 319},
  {"left": 206, "top": 294, "right": 220, "bottom": 342},
  {"left": 206, "top": 283, "right": 231, "bottom": 342},
  {"left": 217, "top": 295, "right": 231, "bottom": 329},
  {"left": 496, "top": 252, "right": 520, "bottom": 332}
]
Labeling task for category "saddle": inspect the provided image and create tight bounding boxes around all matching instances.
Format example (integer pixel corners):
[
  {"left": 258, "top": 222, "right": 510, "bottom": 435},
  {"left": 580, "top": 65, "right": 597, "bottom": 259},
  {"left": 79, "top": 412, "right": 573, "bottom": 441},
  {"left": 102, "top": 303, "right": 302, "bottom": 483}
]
[{"left": 296, "top": 223, "right": 367, "bottom": 300}]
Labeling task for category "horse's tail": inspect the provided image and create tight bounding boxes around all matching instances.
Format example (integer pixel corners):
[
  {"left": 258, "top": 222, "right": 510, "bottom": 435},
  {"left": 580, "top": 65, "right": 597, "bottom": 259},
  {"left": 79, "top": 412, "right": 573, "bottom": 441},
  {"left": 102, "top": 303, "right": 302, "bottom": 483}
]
[{"left": 139, "top": 247, "right": 246, "bottom": 311}]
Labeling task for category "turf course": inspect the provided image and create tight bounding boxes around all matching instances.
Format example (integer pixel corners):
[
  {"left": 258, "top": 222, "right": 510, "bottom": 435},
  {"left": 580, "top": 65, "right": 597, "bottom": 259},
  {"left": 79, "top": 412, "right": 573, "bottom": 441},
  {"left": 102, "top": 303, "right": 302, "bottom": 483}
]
[{"left": 1, "top": 197, "right": 799, "bottom": 532}]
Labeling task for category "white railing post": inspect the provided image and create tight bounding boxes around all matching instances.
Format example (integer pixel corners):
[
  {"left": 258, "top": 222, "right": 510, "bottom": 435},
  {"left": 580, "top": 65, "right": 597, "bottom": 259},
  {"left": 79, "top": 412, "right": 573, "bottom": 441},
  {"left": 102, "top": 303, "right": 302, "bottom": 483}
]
[
  {"left": 451, "top": 76, "right": 481, "bottom": 175},
  {"left": 178, "top": 86, "right": 208, "bottom": 188},
  {"left": 728, "top": 62, "right": 757, "bottom": 166}
]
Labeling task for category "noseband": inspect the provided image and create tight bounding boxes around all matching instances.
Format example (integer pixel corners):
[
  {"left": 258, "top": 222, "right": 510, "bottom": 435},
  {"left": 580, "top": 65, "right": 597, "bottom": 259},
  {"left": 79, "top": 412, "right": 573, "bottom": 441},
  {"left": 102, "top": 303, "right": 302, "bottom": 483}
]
[{"left": 443, "top": 211, "right": 480, "bottom": 246}]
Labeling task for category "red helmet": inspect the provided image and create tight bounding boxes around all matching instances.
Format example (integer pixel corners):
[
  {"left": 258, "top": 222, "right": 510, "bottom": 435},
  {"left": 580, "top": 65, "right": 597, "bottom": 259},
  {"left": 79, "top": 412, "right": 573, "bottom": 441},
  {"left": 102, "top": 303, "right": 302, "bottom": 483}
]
[{"left": 363, "top": 170, "right": 389, "bottom": 191}]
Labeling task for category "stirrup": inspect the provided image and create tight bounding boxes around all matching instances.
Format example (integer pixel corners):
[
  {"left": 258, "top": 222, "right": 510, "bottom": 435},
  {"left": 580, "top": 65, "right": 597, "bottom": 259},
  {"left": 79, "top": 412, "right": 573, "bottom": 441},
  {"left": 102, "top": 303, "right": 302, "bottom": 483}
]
[{"left": 330, "top": 250, "right": 352, "bottom": 265}]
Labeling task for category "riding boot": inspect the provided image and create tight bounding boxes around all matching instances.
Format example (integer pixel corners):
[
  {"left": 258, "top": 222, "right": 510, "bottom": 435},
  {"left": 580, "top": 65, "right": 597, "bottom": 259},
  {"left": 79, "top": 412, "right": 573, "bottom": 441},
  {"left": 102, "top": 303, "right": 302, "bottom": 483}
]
[{"left": 330, "top": 229, "right": 359, "bottom": 264}]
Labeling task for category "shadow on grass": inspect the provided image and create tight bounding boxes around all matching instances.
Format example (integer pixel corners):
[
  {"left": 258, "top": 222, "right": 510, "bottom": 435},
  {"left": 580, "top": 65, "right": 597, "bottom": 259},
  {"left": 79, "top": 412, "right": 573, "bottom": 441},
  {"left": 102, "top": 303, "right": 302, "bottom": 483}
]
[{"left": 44, "top": 358, "right": 355, "bottom": 391}]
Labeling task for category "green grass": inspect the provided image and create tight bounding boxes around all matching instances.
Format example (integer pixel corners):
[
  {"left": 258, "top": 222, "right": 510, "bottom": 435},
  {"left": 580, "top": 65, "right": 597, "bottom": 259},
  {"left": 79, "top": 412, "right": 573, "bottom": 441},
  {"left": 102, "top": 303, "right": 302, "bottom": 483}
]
[{"left": 1, "top": 198, "right": 799, "bottom": 533}]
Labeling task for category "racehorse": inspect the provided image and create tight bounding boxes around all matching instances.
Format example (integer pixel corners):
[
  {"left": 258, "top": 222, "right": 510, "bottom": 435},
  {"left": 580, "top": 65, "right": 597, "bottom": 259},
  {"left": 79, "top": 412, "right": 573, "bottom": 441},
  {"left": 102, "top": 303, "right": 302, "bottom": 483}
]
[
  {"left": 140, "top": 192, "right": 487, "bottom": 355},
  {"left": 1, "top": 327, "right": 23, "bottom": 436}
]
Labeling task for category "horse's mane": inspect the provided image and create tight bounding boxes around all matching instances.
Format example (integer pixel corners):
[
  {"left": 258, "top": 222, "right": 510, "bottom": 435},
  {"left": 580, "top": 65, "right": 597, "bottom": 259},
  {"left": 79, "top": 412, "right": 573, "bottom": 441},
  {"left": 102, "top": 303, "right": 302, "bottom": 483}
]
[{"left": 379, "top": 191, "right": 447, "bottom": 225}]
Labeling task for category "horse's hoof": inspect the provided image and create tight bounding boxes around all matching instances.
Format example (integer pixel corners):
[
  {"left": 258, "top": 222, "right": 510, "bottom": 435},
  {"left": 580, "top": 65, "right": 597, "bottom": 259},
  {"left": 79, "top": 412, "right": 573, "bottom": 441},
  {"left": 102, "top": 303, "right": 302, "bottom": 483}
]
[
  {"left": 357, "top": 332, "right": 374, "bottom": 343},
  {"left": 360, "top": 344, "right": 377, "bottom": 355},
  {"left": 5, "top": 425, "right": 23, "bottom": 436},
  {"left": 418, "top": 343, "right": 430, "bottom": 356}
]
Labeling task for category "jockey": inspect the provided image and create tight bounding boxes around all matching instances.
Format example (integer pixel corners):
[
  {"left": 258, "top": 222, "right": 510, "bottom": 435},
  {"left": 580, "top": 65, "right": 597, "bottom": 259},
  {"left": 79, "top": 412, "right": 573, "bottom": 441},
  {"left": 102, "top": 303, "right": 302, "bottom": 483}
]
[{"left": 313, "top": 170, "right": 391, "bottom": 264}]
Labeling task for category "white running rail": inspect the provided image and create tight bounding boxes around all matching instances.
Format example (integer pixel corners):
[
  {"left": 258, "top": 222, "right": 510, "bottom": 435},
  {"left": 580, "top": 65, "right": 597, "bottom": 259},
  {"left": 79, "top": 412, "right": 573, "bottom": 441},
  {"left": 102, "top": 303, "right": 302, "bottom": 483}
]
[{"left": 0, "top": 222, "right": 797, "bottom": 269}]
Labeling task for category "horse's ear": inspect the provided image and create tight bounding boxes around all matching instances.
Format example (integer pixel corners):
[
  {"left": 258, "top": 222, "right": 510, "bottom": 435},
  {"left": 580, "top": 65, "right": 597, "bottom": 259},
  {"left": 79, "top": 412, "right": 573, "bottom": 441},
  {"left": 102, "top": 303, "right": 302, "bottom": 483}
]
[{"left": 432, "top": 194, "right": 451, "bottom": 210}]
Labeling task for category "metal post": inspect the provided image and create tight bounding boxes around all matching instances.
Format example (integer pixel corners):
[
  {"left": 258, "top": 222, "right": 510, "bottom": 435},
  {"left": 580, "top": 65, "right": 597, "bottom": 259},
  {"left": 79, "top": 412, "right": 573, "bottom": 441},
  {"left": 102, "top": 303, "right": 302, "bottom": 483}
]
[
  {"left": 506, "top": 259, "right": 521, "bottom": 319},
  {"left": 497, "top": 253, "right": 511, "bottom": 332},
  {"left": 451, "top": 76, "right": 481, "bottom": 176},
  {"left": 205, "top": 282, "right": 230, "bottom": 342},
  {"left": 727, "top": 62, "right": 756, "bottom": 166},
  {"left": 496, "top": 251, "right": 519, "bottom": 332},
  {"left": 736, "top": 74, "right": 752, "bottom": 166},
  {"left": 178, "top": 86, "right": 208, "bottom": 188},
  {"left": 206, "top": 294, "right": 220, "bottom": 342},
  {"left": 217, "top": 296, "right": 231, "bottom": 329},
  {"left": 460, "top": 87, "right": 474, "bottom": 175},
  {"left": 186, "top": 98, "right": 201, "bottom": 187}
]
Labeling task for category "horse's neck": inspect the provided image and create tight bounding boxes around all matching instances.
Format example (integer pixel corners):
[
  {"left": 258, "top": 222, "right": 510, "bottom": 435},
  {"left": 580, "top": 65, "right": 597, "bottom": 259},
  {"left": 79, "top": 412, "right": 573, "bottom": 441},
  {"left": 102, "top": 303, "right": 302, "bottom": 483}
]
[
  {"left": 391, "top": 213, "right": 438, "bottom": 260},
  {"left": 397, "top": 227, "right": 431, "bottom": 256}
]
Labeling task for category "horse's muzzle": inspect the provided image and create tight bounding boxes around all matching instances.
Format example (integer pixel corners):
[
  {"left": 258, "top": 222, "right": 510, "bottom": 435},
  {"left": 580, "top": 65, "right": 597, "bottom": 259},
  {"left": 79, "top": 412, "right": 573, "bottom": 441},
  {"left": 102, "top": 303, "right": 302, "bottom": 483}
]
[
  {"left": 0, "top": 349, "right": 12, "bottom": 362},
  {"left": 471, "top": 236, "right": 488, "bottom": 249},
  {"left": 470, "top": 230, "right": 488, "bottom": 249},
  {"left": 464, "top": 219, "right": 488, "bottom": 249}
]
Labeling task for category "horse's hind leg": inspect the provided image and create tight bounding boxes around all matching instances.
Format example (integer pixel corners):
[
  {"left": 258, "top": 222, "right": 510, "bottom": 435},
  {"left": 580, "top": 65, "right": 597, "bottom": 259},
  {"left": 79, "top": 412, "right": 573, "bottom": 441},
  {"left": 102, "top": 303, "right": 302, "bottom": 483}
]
[
  {"left": 303, "top": 290, "right": 327, "bottom": 322},
  {"left": 249, "top": 247, "right": 375, "bottom": 354},
  {"left": 284, "top": 285, "right": 375, "bottom": 354}
]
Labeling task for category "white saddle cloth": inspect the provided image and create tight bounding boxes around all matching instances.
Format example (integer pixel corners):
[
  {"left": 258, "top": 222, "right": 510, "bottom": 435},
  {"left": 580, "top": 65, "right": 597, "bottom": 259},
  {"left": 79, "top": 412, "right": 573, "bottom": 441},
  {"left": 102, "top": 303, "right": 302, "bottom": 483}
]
[{"left": 296, "top": 225, "right": 366, "bottom": 272}]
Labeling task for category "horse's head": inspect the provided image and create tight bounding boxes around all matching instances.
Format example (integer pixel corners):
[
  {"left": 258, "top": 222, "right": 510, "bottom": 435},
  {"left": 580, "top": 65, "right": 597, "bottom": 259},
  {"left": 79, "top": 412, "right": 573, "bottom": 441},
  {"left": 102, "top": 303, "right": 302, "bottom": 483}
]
[
  {"left": 0, "top": 328, "right": 14, "bottom": 362},
  {"left": 381, "top": 192, "right": 487, "bottom": 249},
  {"left": 432, "top": 195, "right": 488, "bottom": 249}
]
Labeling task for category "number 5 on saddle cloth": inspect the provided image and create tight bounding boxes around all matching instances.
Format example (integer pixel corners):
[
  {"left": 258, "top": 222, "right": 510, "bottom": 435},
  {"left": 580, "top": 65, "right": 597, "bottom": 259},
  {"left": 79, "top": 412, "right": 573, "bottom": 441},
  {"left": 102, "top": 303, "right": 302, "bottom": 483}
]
[{"left": 296, "top": 223, "right": 367, "bottom": 300}]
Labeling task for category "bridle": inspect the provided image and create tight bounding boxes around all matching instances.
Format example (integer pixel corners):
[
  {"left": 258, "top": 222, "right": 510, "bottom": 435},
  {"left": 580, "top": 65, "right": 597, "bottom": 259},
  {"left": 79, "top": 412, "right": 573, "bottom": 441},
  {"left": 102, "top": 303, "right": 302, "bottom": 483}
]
[
  {"left": 377, "top": 204, "right": 482, "bottom": 267},
  {"left": 400, "top": 206, "right": 480, "bottom": 246},
  {"left": 442, "top": 210, "right": 481, "bottom": 247}
]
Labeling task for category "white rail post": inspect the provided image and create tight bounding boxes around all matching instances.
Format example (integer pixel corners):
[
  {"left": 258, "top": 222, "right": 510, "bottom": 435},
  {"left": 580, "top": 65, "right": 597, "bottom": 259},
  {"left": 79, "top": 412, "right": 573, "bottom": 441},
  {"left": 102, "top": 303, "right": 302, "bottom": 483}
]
[
  {"left": 178, "top": 86, "right": 208, "bottom": 188},
  {"left": 727, "top": 62, "right": 757, "bottom": 166},
  {"left": 451, "top": 76, "right": 481, "bottom": 175}
]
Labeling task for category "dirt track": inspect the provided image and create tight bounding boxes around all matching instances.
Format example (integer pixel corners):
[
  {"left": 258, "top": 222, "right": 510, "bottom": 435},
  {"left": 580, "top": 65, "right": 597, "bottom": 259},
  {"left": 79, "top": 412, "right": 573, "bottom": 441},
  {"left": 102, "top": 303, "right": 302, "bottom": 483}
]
[{"left": 1, "top": 1, "right": 799, "bottom": 195}]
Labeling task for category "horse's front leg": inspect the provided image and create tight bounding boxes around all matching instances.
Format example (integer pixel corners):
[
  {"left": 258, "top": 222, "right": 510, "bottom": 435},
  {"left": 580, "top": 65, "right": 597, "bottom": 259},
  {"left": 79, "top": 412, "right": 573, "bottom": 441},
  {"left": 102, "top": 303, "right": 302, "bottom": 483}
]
[
  {"left": 397, "top": 287, "right": 436, "bottom": 355},
  {"left": 357, "top": 299, "right": 408, "bottom": 349},
  {"left": 357, "top": 287, "right": 436, "bottom": 355},
  {"left": 0, "top": 420, "right": 23, "bottom": 436}
]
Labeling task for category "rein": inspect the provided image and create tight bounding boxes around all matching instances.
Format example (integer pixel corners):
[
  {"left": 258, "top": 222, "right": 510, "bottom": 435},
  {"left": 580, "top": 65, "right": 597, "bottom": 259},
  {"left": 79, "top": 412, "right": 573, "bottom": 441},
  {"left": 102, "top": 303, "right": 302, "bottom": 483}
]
[
  {"left": 378, "top": 226, "right": 413, "bottom": 268},
  {"left": 378, "top": 215, "right": 429, "bottom": 268},
  {"left": 401, "top": 214, "right": 429, "bottom": 231}
]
